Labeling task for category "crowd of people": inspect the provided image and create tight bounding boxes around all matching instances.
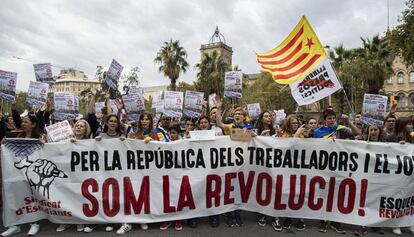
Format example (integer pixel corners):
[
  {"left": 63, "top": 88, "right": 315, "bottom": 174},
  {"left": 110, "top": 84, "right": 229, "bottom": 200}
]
[{"left": 0, "top": 88, "right": 414, "bottom": 236}]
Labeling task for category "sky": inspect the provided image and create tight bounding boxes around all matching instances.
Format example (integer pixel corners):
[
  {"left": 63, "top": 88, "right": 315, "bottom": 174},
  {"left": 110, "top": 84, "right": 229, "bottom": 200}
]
[{"left": 0, "top": 0, "right": 408, "bottom": 91}]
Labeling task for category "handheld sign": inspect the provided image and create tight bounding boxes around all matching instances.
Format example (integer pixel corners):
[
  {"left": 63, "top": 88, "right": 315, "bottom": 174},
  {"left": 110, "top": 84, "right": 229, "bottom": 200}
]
[
  {"left": 183, "top": 90, "right": 204, "bottom": 118},
  {"left": 0, "top": 70, "right": 17, "bottom": 101},
  {"left": 33, "top": 63, "right": 53, "bottom": 84},
  {"left": 105, "top": 59, "right": 123, "bottom": 90},
  {"left": 224, "top": 71, "right": 243, "bottom": 99},
  {"left": 26, "top": 81, "right": 49, "bottom": 106}
]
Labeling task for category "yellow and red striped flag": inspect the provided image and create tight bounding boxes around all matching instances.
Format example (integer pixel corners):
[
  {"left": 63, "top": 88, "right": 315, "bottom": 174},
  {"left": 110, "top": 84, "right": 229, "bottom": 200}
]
[{"left": 256, "top": 16, "right": 327, "bottom": 84}]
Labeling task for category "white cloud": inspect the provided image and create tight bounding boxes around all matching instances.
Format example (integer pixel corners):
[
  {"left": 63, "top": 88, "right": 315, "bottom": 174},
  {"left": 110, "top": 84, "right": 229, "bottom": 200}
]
[{"left": 0, "top": 0, "right": 407, "bottom": 91}]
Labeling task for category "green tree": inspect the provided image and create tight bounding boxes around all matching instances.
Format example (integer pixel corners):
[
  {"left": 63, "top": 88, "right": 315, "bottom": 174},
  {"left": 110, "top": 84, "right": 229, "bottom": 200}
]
[
  {"left": 154, "top": 39, "right": 189, "bottom": 91},
  {"left": 242, "top": 72, "right": 296, "bottom": 113},
  {"left": 387, "top": 0, "right": 414, "bottom": 64},
  {"left": 195, "top": 50, "right": 230, "bottom": 97},
  {"left": 173, "top": 81, "right": 196, "bottom": 92},
  {"left": 354, "top": 35, "right": 393, "bottom": 94},
  {"left": 121, "top": 66, "right": 140, "bottom": 94}
]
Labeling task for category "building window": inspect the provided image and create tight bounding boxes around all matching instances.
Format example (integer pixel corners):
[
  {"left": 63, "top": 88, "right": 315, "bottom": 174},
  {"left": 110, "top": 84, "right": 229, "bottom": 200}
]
[
  {"left": 397, "top": 72, "right": 404, "bottom": 84},
  {"left": 410, "top": 71, "right": 414, "bottom": 83},
  {"left": 386, "top": 76, "right": 392, "bottom": 84},
  {"left": 397, "top": 93, "right": 405, "bottom": 109},
  {"left": 409, "top": 93, "right": 414, "bottom": 110}
]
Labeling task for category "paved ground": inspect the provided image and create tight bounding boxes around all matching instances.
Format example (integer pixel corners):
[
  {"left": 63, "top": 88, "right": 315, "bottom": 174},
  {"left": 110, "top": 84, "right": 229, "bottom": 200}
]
[{"left": 1, "top": 212, "right": 413, "bottom": 237}]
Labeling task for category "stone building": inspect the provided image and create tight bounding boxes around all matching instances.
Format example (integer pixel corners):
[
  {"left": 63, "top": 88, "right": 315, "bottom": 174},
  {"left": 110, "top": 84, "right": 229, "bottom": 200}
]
[
  {"left": 383, "top": 57, "right": 414, "bottom": 116},
  {"left": 50, "top": 69, "right": 101, "bottom": 96},
  {"left": 200, "top": 26, "right": 233, "bottom": 66}
]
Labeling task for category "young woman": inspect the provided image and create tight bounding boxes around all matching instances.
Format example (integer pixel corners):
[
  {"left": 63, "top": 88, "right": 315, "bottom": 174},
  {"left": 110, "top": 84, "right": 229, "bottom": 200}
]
[
  {"left": 116, "top": 113, "right": 153, "bottom": 235},
  {"left": 279, "top": 114, "right": 305, "bottom": 138},
  {"left": 55, "top": 119, "right": 92, "bottom": 233},
  {"left": 159, "top": 124, "right": 184, "bottom": 231},
  {"left": 1, "top": 115, "right": 45, "bottom": 237},
  {"left": 84, "top": 114, "right": 125, "bottom": 233},
  {"left": 354, "top": 124, "right": 384, "bottom": 236},
  {"left": 255, "top": 111, "right": 276, "bottom": 136}
]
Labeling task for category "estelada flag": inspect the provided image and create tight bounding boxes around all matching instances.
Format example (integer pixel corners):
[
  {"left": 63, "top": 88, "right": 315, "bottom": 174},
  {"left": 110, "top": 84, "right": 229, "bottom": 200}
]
[{"left": 256, "top": 16, "right": 327, "bottom": 84}]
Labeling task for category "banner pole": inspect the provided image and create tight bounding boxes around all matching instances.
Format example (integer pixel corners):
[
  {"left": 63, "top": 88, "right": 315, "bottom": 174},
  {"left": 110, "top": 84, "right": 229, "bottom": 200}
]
[{"left": 329, "top": 61, "right": 354, "bottom": 114}]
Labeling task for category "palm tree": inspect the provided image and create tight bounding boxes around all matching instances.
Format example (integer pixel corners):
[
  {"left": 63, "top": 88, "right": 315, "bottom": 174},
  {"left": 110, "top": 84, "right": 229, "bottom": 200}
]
[
  {"left": 195, "top": 50, "right": 230, "bottom": 96},
  {"left": 154, "top": 39, "right": 189, "bottom": 91},
  {"left": 355, "top": 35, "right": 393, "bottom": 94}
]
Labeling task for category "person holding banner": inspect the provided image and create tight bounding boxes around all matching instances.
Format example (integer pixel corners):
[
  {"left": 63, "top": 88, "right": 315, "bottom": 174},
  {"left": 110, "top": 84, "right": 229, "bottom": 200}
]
[
  {"left": 158, "top": 124, "right": 184, "bottom": 231},
  {"left": 214, "top": 98, "right": 254, "bottom": 227},
  {"left": 115, "top": 113, "right": 153, "bottom": 235},
  {"left": 54, "top": 119, "right": 92, "bottom": 233},
  {"left": 313, "top": 109, "right": 360, "bottom": 234},
  {"left": 1, "top": 113, "right": 45, "bottom": 236},
  {"left": 383, "top": 114, "right": 397, "bottom": 142},
  {"left": 386, "top": 116, "right": 414, "bottom": 235},
  {"left": 84, "top": 114, "right": 125, "bottom": 233}
]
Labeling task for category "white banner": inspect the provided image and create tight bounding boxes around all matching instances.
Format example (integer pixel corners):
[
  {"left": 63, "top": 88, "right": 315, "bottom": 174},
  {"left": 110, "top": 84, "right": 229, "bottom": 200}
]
[
  {"left": 224, "top": 71, "right": 243, "bottom": 99},
  {"left": 274, "top": 109, "right": 286, "bottom": 125},
  {"left": 45, "top": 120, "right": 74, "bottom": 142},
  {"left": 33, "top": 63, "right": 53, "bottom": 84},
  {"left": 2, "top": 137, "right": 414, "bottom": 227},
  {"left": 53, "top": 92, "right": 79, "bottom": 120},
  {"left": 183, "top": 90, "right": 204, "bottom": 118},
  {"left": 247, "top": 103, "right": 261, "bottom": 119},
  {"left": 361, "top": 94, "right": 388, "bottom": 126},
  {"left": 0, "top": 70, "right": 17, "bottom": 101},
  {"left": 26, "top": 81, "right": 49, "bottom": 106},
  {"left": 164, "top": 91, "right": 183, "bottom": 118},
  {"left": 289, "top": 58, "right": 342, "bottom": 106},
  {"left": 105, "top": 59, "right": 123, "bottom": 90}
]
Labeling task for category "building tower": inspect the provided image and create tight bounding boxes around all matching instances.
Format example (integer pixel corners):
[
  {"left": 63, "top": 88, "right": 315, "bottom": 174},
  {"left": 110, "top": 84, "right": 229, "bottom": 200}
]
[{"left": 200, "top": 26, "right": 233, "bottom": 65}]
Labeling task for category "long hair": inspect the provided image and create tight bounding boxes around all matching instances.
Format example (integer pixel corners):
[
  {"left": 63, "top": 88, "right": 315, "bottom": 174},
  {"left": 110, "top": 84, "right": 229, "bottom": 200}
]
[
  {"left": 18, "top": 115, "right": 41, "bottom": 139},
  {"left": 131, "top": 112, "right": 154, "bottom": 139},
  {"left": 394, "top": 117, "right": 412, "bottom": 143},
  {"left": 103, "top": 114, "right": 124, "bottom": 135},
  {"left": 280, "top": 114, "right": 300, "bottom": 136},
  {"left": 255, "top": 111, "right": 275, "bottom": 136},
  {"left": 362, "top": 124, "right": 384, "bottom": 142}
]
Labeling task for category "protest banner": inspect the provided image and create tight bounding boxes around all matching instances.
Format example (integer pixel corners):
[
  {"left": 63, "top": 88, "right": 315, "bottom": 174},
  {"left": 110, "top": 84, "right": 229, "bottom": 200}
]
[
  {"left": 247, "top": 103, "right": 261, "bottom": 119},
  {"left": 361, "top": 94, "right": 388, "bottom": 126},
  {"left": 105, "top": 59, "right": 123, "bottom": 90},
  {"left": 122, "top": 93, "right": 145, "bottom": 121},
  {"left": 33, "top": 63, "right": 53, "bottom": 84},
  {"left": 45, "top": 120, "right": 74, "bottom": 142},
  {"left": 208, "top": 93, "right": 216, "bottom": 109},
  {"left": 289, "top": 58, "right": 342, "bottom": 105},
  {"left": 183, "top": 90, "right": 204, "bottom": 118},
  {"left": 53, "top": 92, "right": 78, "bottom": 120},
  {"left": 2, "top": 137, "right": 413, "bottom": 227},
  {"left": 0, "top": 70, "right": 17, "bottom": 101},
  {"left": 26, "top": 81, "right": 49, "bottom": 106},
  {"left": 224, "top": 71, "right": 243, "bottom": 99},
  {"left": 163, "top": 91, "right": 183, "bottom": 118}
]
